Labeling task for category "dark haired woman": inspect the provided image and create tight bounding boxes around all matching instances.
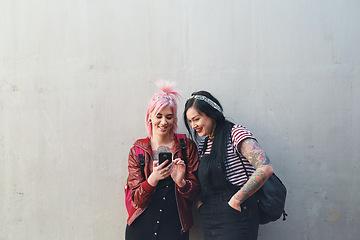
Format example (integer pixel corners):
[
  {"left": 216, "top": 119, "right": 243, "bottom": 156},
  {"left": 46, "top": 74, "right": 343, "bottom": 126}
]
[{"left": 183, "top": 91, "right": 274, "bottom": 240}]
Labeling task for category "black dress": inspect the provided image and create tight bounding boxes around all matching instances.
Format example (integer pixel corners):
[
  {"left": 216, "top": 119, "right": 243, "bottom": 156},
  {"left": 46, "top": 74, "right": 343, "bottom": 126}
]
[{"left": 125, "top": 177, "right": 189, "bottom": 240}]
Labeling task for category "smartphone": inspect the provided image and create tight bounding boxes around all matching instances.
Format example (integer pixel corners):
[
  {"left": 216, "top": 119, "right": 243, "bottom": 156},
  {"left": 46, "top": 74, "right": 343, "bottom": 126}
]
[{"left": 159, "top": 152, "right": 172, "bottom": 167}]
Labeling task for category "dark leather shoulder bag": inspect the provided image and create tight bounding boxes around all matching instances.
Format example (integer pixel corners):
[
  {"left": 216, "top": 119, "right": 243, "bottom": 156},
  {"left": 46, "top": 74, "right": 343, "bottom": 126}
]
[{"left": 236, "top": 150, "right": 288, "bottom": 224}]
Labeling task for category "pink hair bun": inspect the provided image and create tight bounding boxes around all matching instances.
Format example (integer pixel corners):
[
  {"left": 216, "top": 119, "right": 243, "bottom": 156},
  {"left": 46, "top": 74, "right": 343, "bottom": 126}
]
[{"left": 157, "top": 82, "right": 180, "bottom": 99}]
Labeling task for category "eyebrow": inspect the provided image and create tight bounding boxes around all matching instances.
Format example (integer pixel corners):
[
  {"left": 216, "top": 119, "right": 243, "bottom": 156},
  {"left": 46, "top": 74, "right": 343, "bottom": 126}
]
[
  {"left": 157, "top": 113, "right": 173, "bottom": 117},
  {"left": 189, "top": 114, "right": 201, "bottom": 120}
]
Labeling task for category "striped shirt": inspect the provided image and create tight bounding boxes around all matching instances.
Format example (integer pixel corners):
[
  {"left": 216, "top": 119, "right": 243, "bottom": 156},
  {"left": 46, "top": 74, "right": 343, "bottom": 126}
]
[{"left": 198, "top": 124, "right": 256, "bottom": 187}]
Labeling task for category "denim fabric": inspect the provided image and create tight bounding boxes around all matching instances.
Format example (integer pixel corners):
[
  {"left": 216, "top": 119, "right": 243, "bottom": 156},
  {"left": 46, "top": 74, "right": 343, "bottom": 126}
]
[{"left": 199, "top": 192, "right": 259, "bottom": 240}]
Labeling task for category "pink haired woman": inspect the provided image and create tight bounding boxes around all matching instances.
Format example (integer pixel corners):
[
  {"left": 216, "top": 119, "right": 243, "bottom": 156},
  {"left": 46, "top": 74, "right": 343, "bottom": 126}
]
[{"left": 125, "top": 84, "right": 200, "bottom": 240}]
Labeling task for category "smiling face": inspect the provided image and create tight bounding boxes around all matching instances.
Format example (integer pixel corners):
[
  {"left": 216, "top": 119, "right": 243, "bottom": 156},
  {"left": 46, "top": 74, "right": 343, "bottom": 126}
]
[
  {"left": 149, "top": 105, "right": 174, "bottom": 138},
  {"left": 186, "top": 106, "right": 215, "bottom": 137}
]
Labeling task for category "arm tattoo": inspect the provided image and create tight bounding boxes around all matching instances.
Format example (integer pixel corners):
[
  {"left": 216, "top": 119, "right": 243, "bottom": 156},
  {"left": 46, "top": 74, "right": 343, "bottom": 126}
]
[
  {"left": 233, "top": 139, "right": 271, "bottom": 203},
  {"left": 234, "top": 169, "right": 267, "bottom": 203},
  {"left": 240, "top": 139, "right": 271, "bottom": 169}
]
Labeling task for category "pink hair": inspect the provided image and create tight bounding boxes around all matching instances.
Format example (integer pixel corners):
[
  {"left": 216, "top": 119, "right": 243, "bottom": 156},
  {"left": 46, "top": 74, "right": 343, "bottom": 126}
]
[{"left": 145, "top": 83, "right": 180, "bottom": 139}]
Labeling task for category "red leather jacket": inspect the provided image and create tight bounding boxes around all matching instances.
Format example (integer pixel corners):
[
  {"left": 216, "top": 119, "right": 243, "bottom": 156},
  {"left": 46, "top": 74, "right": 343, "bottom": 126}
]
[{"left": 126, "top": 135, "right": 200, "bottom": 232}]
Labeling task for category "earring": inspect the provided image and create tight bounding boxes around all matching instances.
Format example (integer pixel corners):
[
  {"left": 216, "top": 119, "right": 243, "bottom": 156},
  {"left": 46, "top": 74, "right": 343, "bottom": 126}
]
[{"left": 148, "top": 119, "right": 152, "bottom": 123}]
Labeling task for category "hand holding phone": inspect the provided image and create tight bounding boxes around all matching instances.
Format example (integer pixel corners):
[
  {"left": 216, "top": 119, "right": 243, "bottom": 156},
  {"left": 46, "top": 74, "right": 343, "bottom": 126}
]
[{"left": 159, "top": 152, "right": 172, "bottom": 167}]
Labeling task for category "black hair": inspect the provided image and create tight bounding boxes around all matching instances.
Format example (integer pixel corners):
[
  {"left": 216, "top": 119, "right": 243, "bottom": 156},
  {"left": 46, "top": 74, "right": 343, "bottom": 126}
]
[{"left": 183, "top": 91, "right": 234, "bottom": 190}]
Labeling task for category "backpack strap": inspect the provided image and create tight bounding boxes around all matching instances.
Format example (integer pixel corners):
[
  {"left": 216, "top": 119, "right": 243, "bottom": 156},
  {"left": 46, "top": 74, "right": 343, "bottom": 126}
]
[
  {"left": 176, "top": 134, "right": 187, "bottom": 164},
  {"left": 135, "top": 147, "right": 145, "bottom": 178}
]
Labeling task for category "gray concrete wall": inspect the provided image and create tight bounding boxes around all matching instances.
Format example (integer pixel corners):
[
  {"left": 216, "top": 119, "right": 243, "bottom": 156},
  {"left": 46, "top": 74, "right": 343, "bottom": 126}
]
[{"left": 1, "top": 1, "right": 359, "bottom": 239}]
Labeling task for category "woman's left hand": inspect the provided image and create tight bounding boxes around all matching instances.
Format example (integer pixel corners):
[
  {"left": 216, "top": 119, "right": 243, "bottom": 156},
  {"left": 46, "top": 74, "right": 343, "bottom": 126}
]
[
  {"left": 171, "top": 158, "right": 186, "bottom": 187},
  {"left": 228, "top": 196, "right": 242, "bottom": 212}
]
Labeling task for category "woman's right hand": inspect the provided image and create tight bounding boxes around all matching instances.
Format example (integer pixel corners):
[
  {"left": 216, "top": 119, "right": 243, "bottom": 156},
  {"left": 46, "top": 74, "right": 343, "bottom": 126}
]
[
  {"left": 147, "top": 160, "right": 173, "bottom": 187},
  {"left": 196, "top": 200, "right": 203, "bottom": 210}
]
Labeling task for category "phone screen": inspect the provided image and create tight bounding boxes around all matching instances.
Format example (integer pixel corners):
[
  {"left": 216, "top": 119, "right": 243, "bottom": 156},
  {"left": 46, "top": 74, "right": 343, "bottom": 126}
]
[{"left": 159, "top": 152, "right": 172, "bottom": 167}]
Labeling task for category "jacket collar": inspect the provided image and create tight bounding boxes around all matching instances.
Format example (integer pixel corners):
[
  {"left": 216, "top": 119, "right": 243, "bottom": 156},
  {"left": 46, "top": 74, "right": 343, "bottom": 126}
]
[{"left": 133, "top": 137, "right": 151, "bottom": 153}]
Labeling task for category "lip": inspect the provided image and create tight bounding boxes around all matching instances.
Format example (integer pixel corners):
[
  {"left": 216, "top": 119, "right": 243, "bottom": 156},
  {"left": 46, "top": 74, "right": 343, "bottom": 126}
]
[
  {"left": 158, "top": 126, "right": 168, "bottom": 132},
  {"left": 194, "top": 128, "right": 202, "bottom": 134}
]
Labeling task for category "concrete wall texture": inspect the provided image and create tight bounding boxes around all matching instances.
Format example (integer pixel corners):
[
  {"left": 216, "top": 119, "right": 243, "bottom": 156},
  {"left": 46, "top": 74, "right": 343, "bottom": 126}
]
[{"left": 1, "top": 0, "right": 359, "bottom": 239}]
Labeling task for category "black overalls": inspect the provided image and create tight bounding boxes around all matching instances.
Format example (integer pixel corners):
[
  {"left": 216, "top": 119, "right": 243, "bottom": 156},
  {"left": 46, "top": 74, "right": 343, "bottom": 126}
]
[{"left": 198, "top": 138, "right": 259, "bottom": 240}]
